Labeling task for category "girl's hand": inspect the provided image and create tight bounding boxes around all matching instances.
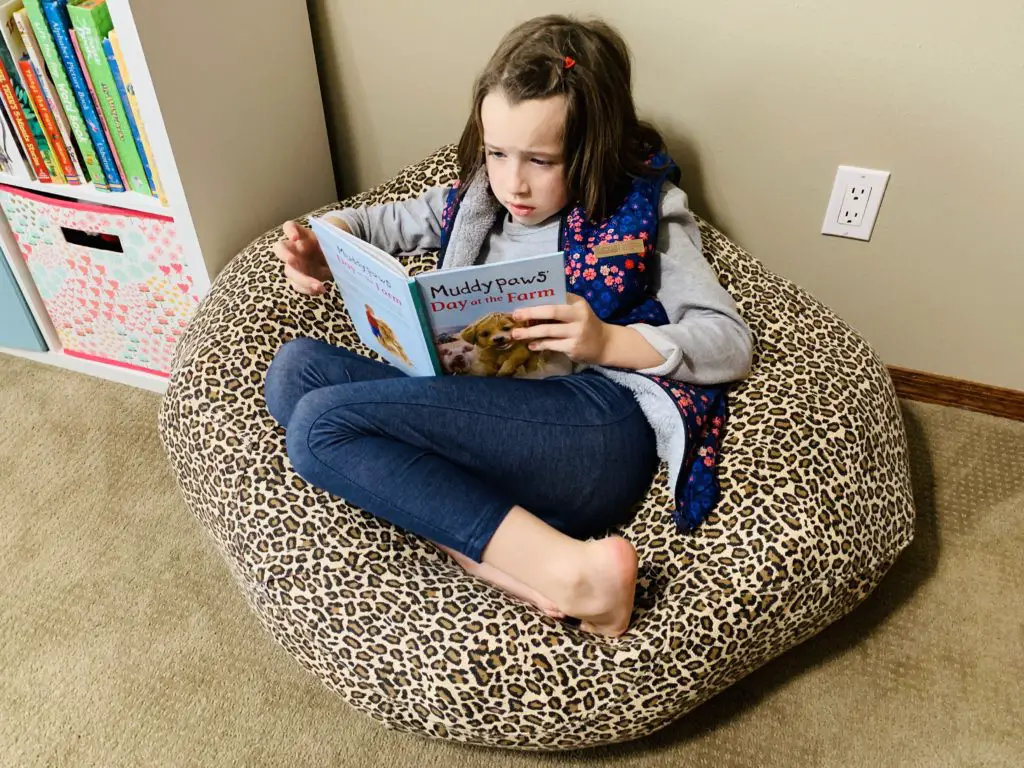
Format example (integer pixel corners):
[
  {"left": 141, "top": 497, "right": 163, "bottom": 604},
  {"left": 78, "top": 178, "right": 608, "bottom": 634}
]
[
  {"left": 511, "top": 295, "right": 610, "bottom": 364},
  {"left": 274, "top": 219, "right": 346, "bottom": 296}
]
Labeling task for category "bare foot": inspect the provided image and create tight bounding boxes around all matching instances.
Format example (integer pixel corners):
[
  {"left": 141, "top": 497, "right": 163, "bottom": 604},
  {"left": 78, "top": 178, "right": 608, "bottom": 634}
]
[
  {"left": 436, "top": 545, "right": 566, "bottom": 619},
  {"left": 563, "top": 536, "right": 638, "bottom": 638},
  {"left": 469, "top": 560, "right": 567, "bottom": 619}
]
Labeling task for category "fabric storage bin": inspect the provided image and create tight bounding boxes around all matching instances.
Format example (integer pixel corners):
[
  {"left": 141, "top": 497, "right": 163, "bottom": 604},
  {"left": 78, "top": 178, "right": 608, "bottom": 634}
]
[
  {"left": 0, "top": 245, "right": 47, "bottom": 351},
  {"left": 0, "top": 185, "right": 200, "bottom": 376}
]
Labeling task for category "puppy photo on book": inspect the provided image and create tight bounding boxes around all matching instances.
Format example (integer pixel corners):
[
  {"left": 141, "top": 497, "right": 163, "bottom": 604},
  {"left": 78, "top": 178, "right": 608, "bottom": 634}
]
[{"left": 454, "top": 312, "right": 563, "bottom": 378}]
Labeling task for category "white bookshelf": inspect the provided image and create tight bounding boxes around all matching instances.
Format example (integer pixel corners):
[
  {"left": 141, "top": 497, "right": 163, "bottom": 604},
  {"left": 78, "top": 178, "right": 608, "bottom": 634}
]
[
  {"left": 0, "top": 171, "right": 169, "bottom": 214},
  {"left": 0, "top": 0, "right": 336, "bottom": 392}
]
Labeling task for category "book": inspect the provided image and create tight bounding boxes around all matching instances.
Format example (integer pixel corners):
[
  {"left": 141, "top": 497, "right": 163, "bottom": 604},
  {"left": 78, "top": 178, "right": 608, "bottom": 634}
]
[
  {"left": 67, "top": 0, "right": 149, "bottom": 195},
  {"left": 0, "top": 0, "right": 66, "bottom": 182},
  {"left": 22, "top": 0, "right": 103, "bottom": 187},
  {"left": 39, "top": 0, "right": 120, "bottom": 190},
  {"left": 309, "top": 216, "right": 574, "bottom": 378},
  {"left": 103, "top": 34, "right": 159, "bottom": 201},
  {"left": 17, "top": 56, "right": 78, "bottom": 183},
  {"left": 106, "top": 31, "right": 163, "bottom": 204},
  {"left": 13, "top": 8, "right": 83, "bottom": 184},
  {"left": 0, "top": 66, "right": 41, "bottom": 179},
  {"left": 69, "top": 28, "right": 124, "bottom": 188},
  {"left": 0, "top": 92, "right": 31, "bottom": 177},
  {"left": 0, "top": 22, "right": 53, "bottom": 180}
]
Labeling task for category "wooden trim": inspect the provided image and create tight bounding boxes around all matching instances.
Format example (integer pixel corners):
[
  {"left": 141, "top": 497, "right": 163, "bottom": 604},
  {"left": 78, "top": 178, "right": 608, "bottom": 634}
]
[{"left": 888, "top": 366, "right": 1024, "bottom": 422}]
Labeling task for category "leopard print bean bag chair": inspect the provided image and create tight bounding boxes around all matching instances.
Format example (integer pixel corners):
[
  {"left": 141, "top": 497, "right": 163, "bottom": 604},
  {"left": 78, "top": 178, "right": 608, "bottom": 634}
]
[{"left": 158, "top": 145, "right": 915, "bottom": 750}]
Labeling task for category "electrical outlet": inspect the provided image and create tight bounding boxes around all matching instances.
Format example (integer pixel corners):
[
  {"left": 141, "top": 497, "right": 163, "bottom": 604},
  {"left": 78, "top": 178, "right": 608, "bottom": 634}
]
[
  {"left": 838, "top": 184, "right": 871, "bottom": 225},
  {"left": 821, "top": 166, "right": 890, "bottom": 241}
]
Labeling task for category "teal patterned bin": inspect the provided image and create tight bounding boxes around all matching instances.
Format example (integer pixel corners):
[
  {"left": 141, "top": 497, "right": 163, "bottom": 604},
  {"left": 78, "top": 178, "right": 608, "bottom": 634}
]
[{"left": 0, "top": 185, "right": 200, "bottom": 375}]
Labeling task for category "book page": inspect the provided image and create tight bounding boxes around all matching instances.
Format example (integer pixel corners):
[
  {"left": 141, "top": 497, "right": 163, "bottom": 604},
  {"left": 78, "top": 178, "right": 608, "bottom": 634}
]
[
  {"left": 414, "top": 252, "right": 573, "bottom": 378},
  {"left": 317, "top": 216, "right": 407, "bottom": 276}
]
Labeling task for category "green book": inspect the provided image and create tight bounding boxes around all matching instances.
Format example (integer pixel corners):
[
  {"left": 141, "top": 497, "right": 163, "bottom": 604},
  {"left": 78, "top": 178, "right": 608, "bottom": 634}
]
[
  {"left": 67, "top": 0, "right": 148, "bottom": 194},
  {"left": 23, "top": 0, "right": 104, "bottom": 187}
]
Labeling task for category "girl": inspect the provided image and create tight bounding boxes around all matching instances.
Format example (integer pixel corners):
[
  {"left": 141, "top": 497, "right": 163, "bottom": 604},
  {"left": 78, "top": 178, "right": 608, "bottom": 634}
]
[{"left": 265, "top": 15, "right": 752, "bottom": 637}]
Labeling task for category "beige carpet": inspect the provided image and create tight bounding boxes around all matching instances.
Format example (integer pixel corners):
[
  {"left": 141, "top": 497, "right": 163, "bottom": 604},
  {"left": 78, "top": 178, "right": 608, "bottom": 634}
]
[{"left": 2, "top": 354, "right": 1022, "bottom": 768}]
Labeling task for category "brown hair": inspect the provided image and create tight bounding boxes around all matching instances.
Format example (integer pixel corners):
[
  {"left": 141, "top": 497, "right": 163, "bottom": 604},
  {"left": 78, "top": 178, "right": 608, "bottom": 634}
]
[{"left": 456, "top": 15, "right": 666, "bottom": 222}]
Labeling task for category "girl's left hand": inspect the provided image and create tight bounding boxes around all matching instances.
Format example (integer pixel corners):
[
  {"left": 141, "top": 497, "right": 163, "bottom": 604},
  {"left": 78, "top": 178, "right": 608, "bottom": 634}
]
[{"left": 511, "top": 295, "right": 610, "bottom": 364}]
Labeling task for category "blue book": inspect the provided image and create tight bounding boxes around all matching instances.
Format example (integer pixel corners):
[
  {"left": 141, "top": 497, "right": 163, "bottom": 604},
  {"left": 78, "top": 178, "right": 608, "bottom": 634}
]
[
  {"left": 308, "top": 217, "right": 571, "bottom": 378},
  {"left": 102, "top": 36, "right": 153, "bottom": 195},
  {"left": 40, "top": 0, "right": 122, "bottom": 191}
]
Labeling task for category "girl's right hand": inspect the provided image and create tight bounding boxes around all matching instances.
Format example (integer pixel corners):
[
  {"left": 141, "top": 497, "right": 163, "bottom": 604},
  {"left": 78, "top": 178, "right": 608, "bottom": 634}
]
[{"left": 274, "top": 219, "right": 347, "bottom": 296}]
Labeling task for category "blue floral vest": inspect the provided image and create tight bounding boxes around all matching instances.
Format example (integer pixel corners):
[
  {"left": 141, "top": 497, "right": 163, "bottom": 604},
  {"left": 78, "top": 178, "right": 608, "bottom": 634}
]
[{"left": 438, "top": 155, "right": 729, "bottom": 532}]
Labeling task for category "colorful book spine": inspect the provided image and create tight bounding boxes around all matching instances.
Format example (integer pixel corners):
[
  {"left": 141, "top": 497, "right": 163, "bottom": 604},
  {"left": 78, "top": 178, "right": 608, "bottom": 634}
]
[
  {"left": 23, "top": 0, "right": 104, "bottom": 187},
  {"left": 69, "top": 28, "right": 124, "bottom": 189},
  {"left": 67, "top": 0, "right": 148, "bottom": 195},
  {"left": 102, "top": 35, "right": 157, "bottom": 199},
  {"left": 0, "top": 89, "right": 43, "bottom": 179},
  {"left": 0, "top": 102, "right": 32, "bottom": 178},
  {"left": 0, "top": 1, "right": 63, "bottom": 182},
  {"left": 106, "top": 31, "right": 164, "bottom": 204},
  {"left": 0, "top": 30, "right": 50, "bottom": 180},
  {"left": 18, "top": 56, "right": 79, "bottom": 183},
  {"left": 17, "top": 53, "right": 75, "bottom": 183},
  {"left": 14, "top": 8, "right": 84, "bottom": 184},
  {"left": 40, "top": 0, "right": 121, "bottom": 191}
]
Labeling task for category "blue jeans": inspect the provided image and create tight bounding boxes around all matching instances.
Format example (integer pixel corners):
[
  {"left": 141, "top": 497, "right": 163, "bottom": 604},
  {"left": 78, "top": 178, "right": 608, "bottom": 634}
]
[{"left": 264, "top": 338, "right": 657, "bottom": 561}]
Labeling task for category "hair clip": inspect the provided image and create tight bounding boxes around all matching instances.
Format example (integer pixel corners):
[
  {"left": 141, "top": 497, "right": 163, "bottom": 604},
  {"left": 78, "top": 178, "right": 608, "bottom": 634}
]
[{"left": 563, "top": 56, "right": 576, "bottom": 70}]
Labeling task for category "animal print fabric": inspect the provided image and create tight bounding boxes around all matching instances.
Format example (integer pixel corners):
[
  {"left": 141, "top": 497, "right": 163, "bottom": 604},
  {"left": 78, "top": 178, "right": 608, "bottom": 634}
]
[{"left": 158, "top": 145, "right": 915, "bottom": 750}]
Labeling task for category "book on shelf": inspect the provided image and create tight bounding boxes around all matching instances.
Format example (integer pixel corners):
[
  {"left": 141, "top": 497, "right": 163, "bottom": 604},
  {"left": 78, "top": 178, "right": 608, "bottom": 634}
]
[
  {"left": 0, "top": 1, "right": 163, "bottom": 202},
  {"left": 106, "top": 30, "right": 161, "bottom": 202},
  {"left": 0, "top": 66, "right": 42, "bottom": 179},
  {"left": 104, "top": 33, "right": 159, "bottom": 201},
  {"left": 0, "top": 95, "right": 31, "bottom": 177},
  {"left": 39, "top": 0, "right": 121, "bottom": 190},
  {"left": 67, "top": 0, "right": 149, "bottom": 195},
  {"left": 23, "top": 0, "right": 104, "bottom": 187},
  {"left": 0, "top": 0, "right": 69, "bottom": 182},
  {"left": 17, "top": 56, "right": 81, "bottom": 183},
  {"left": 13, "top": 5, "right": 84, "bottom": 184},
  {"left": 69, "top": 27, "right": 124, "bottom": 187},
  {"left": 0, "top": 18, "right": 56, "bottom": 181},
  {"left": 309, "top": 216, "right": 573, "bottom": 379}
]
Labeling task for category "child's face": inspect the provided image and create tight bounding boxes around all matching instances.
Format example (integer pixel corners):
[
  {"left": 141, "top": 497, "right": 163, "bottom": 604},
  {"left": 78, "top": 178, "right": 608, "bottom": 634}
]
[{"left": 481, "top": 90, "right": 569, "bottom": 226}]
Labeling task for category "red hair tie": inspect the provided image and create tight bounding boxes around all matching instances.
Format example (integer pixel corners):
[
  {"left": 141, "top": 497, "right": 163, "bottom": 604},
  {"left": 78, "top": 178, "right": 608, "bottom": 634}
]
[{"left": 563, "top": 56, "right": 576, "bottom": 70}]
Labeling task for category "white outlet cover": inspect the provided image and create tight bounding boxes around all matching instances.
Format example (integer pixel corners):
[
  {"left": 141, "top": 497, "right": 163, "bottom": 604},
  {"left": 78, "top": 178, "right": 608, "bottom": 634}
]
[{"left": 821, "top": 165, "right": 891, "bottom": 241}]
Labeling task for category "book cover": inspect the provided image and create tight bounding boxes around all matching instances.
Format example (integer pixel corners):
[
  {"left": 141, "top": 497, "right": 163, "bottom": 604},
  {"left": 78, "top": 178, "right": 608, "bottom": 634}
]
[
  {"left": 107, "top": 30, "right": 163, "bottom": 204},
  {"left": 103, "top": 36, "right": 155, "bottom": 197},
  {"left": 13, "top": 8, "right": 83, "bottom": 184},
  {"left": 39, "top": 0, "right": 119, "bottom": 190},
  {"left": 18, "top": 56, "right": 78, "bottom": 183},
  {"left": 67, "top": 0, "right": 148, "bottom": 195},
  {"left": 0, "top": 24, "right": 52, "bottom": 180},
  {"left": 0, "top": 95, "right": 31, "bottom": 178},
  {"left": 415, "top": 254, "right": 572, "bottom": 378},
  {"left": 310, "top": 217, "right": 573, "bottom": 379},
  {"left": 22, "top": 0, "right": 103, "bottom": 186}
]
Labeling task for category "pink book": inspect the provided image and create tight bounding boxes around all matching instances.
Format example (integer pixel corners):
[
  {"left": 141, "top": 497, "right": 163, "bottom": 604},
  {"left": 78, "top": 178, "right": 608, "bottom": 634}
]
[{"left": 70, "top": 29, "right": 128, "bottom": 191}]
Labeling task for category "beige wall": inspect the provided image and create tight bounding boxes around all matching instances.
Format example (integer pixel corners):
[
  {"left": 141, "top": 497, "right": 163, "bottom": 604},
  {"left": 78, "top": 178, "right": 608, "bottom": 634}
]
[{"left": 309, "top": 0, "right": 1024, "bottom": 391}]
